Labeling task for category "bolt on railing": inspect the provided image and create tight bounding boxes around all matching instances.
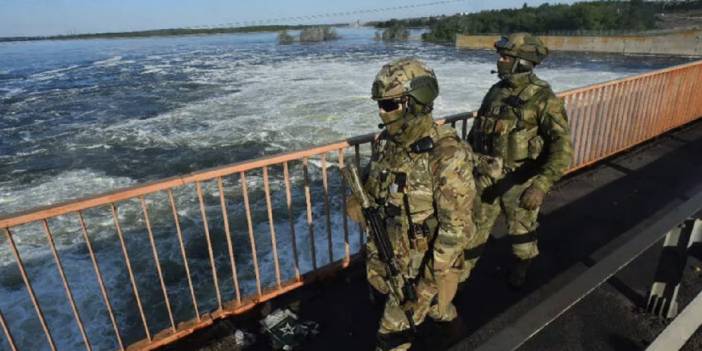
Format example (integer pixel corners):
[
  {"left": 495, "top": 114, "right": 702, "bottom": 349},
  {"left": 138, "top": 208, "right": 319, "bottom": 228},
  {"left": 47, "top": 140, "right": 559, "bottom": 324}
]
[{"left": 0, "top": 60, "right": 701, "bottom": 351}]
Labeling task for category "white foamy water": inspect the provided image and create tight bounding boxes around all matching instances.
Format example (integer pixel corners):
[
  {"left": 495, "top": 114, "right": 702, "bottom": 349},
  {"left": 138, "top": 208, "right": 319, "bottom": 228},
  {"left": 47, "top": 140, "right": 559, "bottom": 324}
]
[{"left": 0, "top": 27, "right": 693, "bottom": 351}]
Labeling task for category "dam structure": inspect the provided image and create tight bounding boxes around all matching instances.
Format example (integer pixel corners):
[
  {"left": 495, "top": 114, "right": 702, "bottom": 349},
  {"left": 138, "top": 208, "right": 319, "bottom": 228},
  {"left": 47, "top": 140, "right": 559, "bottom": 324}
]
[
  {"left": 456, "top": 29, "right": 702, "bottom": 56},
  {"left": 1, "top": 57, "right": 702, "bottom": 350}
]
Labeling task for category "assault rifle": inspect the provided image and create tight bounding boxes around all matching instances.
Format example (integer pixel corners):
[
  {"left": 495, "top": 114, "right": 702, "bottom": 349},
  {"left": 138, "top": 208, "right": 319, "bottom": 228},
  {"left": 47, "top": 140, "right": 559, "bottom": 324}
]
[{"left": 342, "top": 165, "right": 417, "bottom": 332}]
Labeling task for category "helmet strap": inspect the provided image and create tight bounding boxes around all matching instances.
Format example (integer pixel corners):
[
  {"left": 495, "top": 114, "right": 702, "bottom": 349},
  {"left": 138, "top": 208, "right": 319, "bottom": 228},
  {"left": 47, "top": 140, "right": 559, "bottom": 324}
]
[
  {"left": 510, "top": 57, "right": 519, "bottom": 75},
  {"left": 399, "top": 98, "right": 412, "bottom": 131},
  {"left": 516, "top": 59, "right": 534, "bottom": 73}
]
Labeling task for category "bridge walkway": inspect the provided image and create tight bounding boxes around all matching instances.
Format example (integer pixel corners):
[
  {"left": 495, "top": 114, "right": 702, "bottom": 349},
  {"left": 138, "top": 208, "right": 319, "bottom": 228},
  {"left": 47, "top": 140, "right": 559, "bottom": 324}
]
[{"left": 165, "top": 117, "right": 702, "bottom": 351}]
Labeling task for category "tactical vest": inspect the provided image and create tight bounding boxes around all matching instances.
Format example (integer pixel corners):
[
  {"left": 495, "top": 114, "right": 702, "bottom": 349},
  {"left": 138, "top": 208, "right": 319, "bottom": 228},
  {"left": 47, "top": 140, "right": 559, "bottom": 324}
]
[
  {"left": 471, "top": 77, "right": 548, "bottom": 170},
  {"left": 365, "top": 124, "right": 457, "bottom": 276}
]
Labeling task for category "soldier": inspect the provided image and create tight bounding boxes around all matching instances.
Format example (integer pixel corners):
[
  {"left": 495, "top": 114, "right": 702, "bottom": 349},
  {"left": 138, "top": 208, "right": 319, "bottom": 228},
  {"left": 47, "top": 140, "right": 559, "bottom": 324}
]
[
  {"left": 465, "top": 33, "right": 573, "bottom": 288},
  {"left": 347, "top": 58, "right": 475, "bottom": 351}
]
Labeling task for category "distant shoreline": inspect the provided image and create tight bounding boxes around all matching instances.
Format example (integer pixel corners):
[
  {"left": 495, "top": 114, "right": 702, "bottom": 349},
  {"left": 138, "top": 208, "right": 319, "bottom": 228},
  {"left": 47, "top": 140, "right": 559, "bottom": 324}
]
[{"left": 0, "top": 24, "right": 350, "bottom": 43}]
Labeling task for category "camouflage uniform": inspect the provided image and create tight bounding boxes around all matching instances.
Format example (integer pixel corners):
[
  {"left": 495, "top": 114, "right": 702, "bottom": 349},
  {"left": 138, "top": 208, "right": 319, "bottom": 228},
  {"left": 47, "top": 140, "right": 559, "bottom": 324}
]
[
  {"left": 464, "top": 33, "right": 573, "bottom": 286},
  {"left": 349, "top": 58, "right": 476, "bottom": 351}
]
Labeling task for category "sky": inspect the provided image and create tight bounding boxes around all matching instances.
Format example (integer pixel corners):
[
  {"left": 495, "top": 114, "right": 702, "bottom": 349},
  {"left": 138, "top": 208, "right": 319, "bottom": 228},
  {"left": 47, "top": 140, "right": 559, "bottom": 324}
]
[{"left": 0, "top": 0, "right": 579, "bottom": 37}]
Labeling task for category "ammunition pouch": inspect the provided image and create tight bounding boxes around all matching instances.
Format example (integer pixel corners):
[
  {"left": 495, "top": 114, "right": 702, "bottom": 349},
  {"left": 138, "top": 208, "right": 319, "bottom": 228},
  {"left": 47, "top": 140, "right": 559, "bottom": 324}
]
[
  {"left": 528, "top": 135, "right": 544, "bottom": 160},
  {"left": 506, "top": 125, "right": 542, "bottom": 166},
  {"left": 409, "top": 223, "right": 430, "bottom": 252}
]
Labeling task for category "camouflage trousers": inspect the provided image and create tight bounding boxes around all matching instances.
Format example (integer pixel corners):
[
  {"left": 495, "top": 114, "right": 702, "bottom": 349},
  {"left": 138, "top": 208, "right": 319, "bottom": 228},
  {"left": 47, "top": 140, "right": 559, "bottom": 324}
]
[
  {"left": 459, "top": 176, "right": 540, "bottom": 283},
  {"left": 370, "top": 255, "right": 462, "bottom": 351}
]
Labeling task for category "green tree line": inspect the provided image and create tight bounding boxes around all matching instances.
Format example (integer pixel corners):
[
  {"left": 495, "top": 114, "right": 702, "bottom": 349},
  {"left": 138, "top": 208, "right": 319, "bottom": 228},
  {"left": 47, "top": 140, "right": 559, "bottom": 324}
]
[
  {"left": 0, "top": 24, "right": 339, "bottom": 42},
  {"left": 375, "top": 0, "right": 702, "bottom": 43}
]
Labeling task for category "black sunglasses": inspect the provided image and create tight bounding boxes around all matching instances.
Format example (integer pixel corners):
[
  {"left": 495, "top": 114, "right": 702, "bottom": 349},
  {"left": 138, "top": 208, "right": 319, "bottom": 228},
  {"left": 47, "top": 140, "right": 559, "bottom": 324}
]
[{"left": 378, "top": 99, "right": 401, "bottom": 111}]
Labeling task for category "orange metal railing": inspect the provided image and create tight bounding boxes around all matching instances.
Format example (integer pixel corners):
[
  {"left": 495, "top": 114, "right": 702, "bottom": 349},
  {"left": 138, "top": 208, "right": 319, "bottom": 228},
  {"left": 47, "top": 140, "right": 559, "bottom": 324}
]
[{"left": 1, "top": 60, "right": 701, "bottom": 351}]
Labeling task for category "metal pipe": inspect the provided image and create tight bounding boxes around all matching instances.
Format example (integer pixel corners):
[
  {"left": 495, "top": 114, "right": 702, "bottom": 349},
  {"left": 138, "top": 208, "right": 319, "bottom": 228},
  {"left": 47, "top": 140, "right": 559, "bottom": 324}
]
[
  {"left": 167, "top": 190, "right": 200, "bottom": 321},
  {"left": 671, "top": 70, "right": 687, "bottom": 129},
  {"left": 77, "top": 211, "right": 125, "bottom": 350},
  {"left": 338, "top": 148, "right": 350, "bottom": 265},
  {"left": 195, "top": 182, "right": 223, "bottom": 310},
  {"left": 664, "top": 71, "right": 677, "bottom": 129},
  {"left": 693, "top": 67, "right": 702, "bottom": 119},
  {"left": 111, "top": 203, "right": 152, "bottom": 341},
  {"left": 622, "top": 80, "right": 638, "bottom": 152},
  {"left": 614, "top": 80, "right": 631, "bottom": 152},
  {"left": 634, "top": 78, "right": 648, "bottom": 145},
  {"left": 583, "top": 87, "right": 599, "bottom": 165},
  {"left": 354, "top": 145, "right": 363, "bottom": 246},
  {"left": 41, "top": 219, "right": 92, "bottom": 350},
  {"left": 0, "top": 309, "right": 17, "bottom": 351},
  {"left": 615, "top": 82, "right": 631, "bottom": 150},
  {"left": 217, "top": 177, "right": 241, "bottom": 304},
  {"left": 263, "top": 167, "right": 282, "bottom": 289},
  {"left": 600, "top": 84, "right": 616, "bottom": 159},
  {"left": 283, "top": 162, "right": 301, "bottom": 281},
  {"left": 3, "top": 228, "right": 56, "bottom": 351},
  {"left": 597, "top": 84, "right": 615, "bottom": 159},
  {"left": 682, "top": 67, "right": 700, "bottom": 127},
  {"left": 574, "top": 92, "right": 590, "bottom": 167},
  {"left": 461, "top": 116, "right": 468, "bottom": 140},
  {"left": 240, "top": 172, "right": 262, "bottom": 297},
  {"left": 571, "top": 92, "right": 586, "bottom": 166},
  {"left": 588, "top": 87, "right": 604, "bottom": 160},
  {"left": 684, "top": 67, "right": 700, "bottom": 125},
  {"left": 321, "top": 154, "right": 333, "bottom": 263},
  {"left": 634, "top": 77, "right": 649, "bottom": 143},
  {"left": 639, "top": 76, "right": 657, "bottom": 141},
  {"left": 643, "top": 75, "right": 663, "bottom": 141},
  {"left": 668, "top": 70, "right": 685, "bottom": 131},
  {"left": 303, "top": 157, "right": 317, "bottom": 270},
  {"left": 695, "top": 66, "right": 702, "bottom": 119},
  {"left": 562, "top": 94, "right": 576, "bottom": 156},
  {"left": 139, "top": 197, "right": 176, "bottom": 332},
  {"left": 655, "top": 73, "right": 670, "bottom": 134}
]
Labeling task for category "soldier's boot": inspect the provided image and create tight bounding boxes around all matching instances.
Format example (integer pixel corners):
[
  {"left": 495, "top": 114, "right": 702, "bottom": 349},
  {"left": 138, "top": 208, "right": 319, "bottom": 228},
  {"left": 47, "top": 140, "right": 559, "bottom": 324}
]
[
  {"left": 508, "top": 231, "right": 539, "bottom": 289},
  {"left": 376, "top": 331, "right": 413, "bottom": 351},
  {"left": 375, "top": 343, "right": 411, "bottom": 351},
  {"left": 428, "top": 302, "right": 457, "bottom": 322},
  {"left": 507, "top": 257, "right": 533, "bottom": 289},
  {"left": 428, "top": 268, "right": 459, "bottom": 322}
]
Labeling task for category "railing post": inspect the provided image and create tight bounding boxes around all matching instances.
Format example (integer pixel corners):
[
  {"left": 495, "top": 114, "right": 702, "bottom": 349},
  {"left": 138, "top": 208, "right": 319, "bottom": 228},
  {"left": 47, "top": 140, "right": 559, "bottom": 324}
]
[
  {"left": 689, "top": 215, "right": 702, "bottom": 263},
  {"left": 646, "top": 218, "right": 699, "bottom": 318},
  {"left": 0, "top": 309, "right": 17, "bottom": 351}
]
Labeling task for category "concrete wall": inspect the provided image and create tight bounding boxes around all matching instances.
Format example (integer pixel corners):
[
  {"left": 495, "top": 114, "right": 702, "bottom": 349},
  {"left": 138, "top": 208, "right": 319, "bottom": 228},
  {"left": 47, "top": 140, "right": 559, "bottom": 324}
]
[{"left": 455, "top": 29, "right": 702, "bottom": 56}]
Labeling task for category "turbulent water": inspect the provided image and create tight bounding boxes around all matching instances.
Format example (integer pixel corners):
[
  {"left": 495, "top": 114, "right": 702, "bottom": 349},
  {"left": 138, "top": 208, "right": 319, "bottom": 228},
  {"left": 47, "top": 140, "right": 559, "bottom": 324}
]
[{"left": 0, "top": 27, "right": 694, "bottom": 350}]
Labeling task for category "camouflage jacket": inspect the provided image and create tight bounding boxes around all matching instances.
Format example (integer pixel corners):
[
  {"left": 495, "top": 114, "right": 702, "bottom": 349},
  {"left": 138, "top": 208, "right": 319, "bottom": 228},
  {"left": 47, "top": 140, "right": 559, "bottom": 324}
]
[
  {"left": 468, "top": 72, "right": 573, "bottom": 193},
  {"left": 365, "top": 122, "right": 476, "bottom": 277}
]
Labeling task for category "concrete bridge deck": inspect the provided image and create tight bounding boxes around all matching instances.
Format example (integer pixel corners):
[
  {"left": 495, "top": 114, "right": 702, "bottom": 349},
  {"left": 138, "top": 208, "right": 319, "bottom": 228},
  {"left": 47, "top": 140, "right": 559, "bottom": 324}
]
[{"left": 163, "top": 117, "right": 702, "bottom": 351}]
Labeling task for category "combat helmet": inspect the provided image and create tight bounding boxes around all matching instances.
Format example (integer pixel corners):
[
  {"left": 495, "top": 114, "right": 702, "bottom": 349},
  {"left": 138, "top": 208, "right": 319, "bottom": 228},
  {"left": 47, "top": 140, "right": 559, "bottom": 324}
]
[
  {"left": 371, "top": 58, "right": 439, "bottom": 113},
  {"left": 494, "top": 32, "right": 549, "bottom": 65}
]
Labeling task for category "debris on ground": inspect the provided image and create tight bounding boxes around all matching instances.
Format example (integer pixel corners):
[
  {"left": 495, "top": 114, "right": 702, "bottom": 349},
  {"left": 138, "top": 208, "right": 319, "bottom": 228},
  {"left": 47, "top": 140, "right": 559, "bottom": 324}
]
[{"left": 260, "top": 308, "right": 320, "bottom": 350}]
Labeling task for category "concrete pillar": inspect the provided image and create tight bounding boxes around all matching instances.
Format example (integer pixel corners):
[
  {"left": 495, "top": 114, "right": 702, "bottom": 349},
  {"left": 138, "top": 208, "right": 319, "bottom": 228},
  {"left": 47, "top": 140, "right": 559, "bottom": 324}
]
[{"left": 646, "top": 218, "right": 700, "bottom": 319}]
